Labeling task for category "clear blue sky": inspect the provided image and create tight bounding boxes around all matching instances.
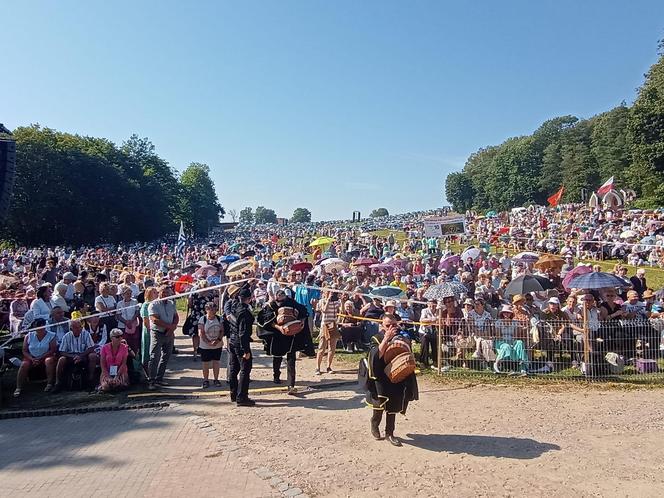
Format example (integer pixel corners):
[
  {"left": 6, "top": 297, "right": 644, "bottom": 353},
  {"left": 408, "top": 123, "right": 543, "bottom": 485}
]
[{"left": 4, "top": 1, "right": 663, "bottom": 220}]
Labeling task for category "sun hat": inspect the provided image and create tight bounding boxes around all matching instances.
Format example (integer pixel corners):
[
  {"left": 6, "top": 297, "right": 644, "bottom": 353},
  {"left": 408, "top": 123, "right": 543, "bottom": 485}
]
[
  {"left": 500, "top": 304, "right": 514, "bottom": 315},
  {"left": 512, "top": 294, "right": 526, "bottom": 304},
  {"left": 384, "top": 300, "right": 397, "bottom": 308}
]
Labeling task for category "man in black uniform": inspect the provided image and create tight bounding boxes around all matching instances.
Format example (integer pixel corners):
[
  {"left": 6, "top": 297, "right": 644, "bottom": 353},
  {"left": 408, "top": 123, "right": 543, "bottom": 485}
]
[{"left": 227, "top": 288, "right": 255, "bottom": 406}]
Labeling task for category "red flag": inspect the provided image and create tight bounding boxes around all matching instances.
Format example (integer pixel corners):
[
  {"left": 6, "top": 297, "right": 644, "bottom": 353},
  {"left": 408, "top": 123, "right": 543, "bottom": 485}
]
[
  {"left": 547, "top": 186, "right": 564, "bottom": 207},
  {"left": 597, "top": 176, "right": 614, "bottom": 196}
]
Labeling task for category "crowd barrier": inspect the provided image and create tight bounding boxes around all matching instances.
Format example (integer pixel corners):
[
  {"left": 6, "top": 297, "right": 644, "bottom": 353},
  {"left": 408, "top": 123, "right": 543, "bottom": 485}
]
[{"left": 332, "top": 314, "right": 664, "bottom": 382}]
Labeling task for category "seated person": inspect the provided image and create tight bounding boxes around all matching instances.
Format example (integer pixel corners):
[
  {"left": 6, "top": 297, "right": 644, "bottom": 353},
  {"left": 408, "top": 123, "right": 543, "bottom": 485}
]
[
  {"left": 493, "top": 305, "right": 528, "bottom": 375},
  {"left": 53, "top": 317, "right": 98, "bottom": 392},
  {"left": 47, "top": 306, "right": 69, "bottom": 346},
  {"left": 14, "top": 318, "right": 58, "bottom": 396},
  {"left": 539, "top": 297, "right": 570, "bottom": 357},
  {"left": 99, "top": 328, "right": 132, "bottom": 392},
  {"left": 338, "top": 300, "right": 364, "bottom": 352}
]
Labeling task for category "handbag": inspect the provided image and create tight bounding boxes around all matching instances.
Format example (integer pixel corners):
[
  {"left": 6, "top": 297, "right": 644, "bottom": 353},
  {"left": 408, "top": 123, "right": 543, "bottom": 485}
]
[{"left": 124, "top": 318, "right": 138, "bottom": 335}]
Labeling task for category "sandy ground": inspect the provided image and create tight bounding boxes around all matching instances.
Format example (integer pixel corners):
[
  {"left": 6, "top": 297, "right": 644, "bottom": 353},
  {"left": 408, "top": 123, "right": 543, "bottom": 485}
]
[{"left": 167, "top": 337, "right": 664, "bottom": 498}]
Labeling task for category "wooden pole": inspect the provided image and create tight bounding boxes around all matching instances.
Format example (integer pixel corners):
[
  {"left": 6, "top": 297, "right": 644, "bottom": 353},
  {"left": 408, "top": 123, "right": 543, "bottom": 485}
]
[
  {"left": 437, "top": 308, "right": 443, "bottom": 374},
  {"left": 583, "top": 302, "right": 589, "bottom": 372}
]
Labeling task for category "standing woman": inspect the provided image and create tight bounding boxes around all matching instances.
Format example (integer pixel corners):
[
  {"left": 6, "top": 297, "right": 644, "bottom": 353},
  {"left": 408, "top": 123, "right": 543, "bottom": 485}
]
[
  {"left": 99, "top": 328, "right": 131, "bottom": 392},
  {"left": 316, "top": 290, "right": 342, "bottom": 375},
  {"left": 140, "top": 287, "right": 158, "bottom": 369},
  {"left": 116, "top": 285, "right": 140, "bottom": 357},
  {"left": 184, "top": 280, "right": 214, "bottom": 362},
  {"left": 198, "top": 301, "right": 225, "bottom": 388},
  {"left": 9, "top": 291, "right": 29, "bottom": 336},
  {"left": 95, "top": 283, "right": 118, "bottom": 332}
]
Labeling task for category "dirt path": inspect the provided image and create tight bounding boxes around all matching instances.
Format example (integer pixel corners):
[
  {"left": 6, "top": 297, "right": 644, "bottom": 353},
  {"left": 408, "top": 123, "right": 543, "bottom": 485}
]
[{"left": 183, "top": 342, "right": 664, "bottom": 498}]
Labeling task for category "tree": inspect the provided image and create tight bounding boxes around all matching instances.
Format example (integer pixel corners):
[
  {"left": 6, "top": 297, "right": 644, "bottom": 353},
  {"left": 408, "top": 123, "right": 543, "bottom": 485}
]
[
  {"left": 239, "top": 207, "right": 254, "bottom": 224},
  {"left": 254, "top": 206, "right": 277, "bottom": 224},
  {"left": 178, "top": 162, "right": 223, "bottom": 236},
  {"left": 444, "top": 172, "right": 475, "bottom": 212},
  {"left": 370, "top": 208, "right": 389, "bottom": 218},
  {"left": 290, "top": 207, "right": 311, "bottom": 223},
  {"left": 227, "top": 209, "right": 238, "bottom": 222},
  {"left": 628, "top": 42, "right": 664, "bottom": 207}
]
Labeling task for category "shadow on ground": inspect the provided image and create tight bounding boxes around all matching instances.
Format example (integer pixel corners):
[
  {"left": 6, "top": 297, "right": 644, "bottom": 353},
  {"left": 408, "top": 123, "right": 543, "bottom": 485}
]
[{"left": 404, "top": 433, "right": 561, "bottom": 459}]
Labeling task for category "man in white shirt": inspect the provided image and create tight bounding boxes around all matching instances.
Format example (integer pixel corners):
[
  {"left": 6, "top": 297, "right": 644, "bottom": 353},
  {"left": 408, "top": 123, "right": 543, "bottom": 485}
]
[
  {"left": 499, "top": 251, "right": 512, "bottom": 272},
  {"left": 53, "top": 318, "right": 97, "bottom": 391}
]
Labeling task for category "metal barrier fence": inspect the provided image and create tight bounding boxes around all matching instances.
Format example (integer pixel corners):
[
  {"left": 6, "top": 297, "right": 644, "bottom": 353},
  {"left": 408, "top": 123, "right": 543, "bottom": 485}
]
[{"left": 334, "top": 315, "right": 664, "bottom": 382}]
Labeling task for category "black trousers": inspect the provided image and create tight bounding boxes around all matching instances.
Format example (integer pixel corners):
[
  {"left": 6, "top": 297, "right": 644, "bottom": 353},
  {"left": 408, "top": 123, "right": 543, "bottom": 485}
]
[
  {"left": 273, "top": 352, "right": 296, "bottom": 388},
  {"left": 371, "top": 409, "right": 396, "bottom": 436},
  {"left": 420, "top": 333, "right": 438, "bottom": 366},
  {"left": 228, "top": 346, "right": 252, "bottom": 401}
]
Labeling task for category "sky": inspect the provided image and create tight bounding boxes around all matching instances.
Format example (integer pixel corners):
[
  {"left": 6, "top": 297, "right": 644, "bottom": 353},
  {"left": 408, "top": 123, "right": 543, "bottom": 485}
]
[{"left": 3, "top": 1, "right": 664, "bottom": 221}]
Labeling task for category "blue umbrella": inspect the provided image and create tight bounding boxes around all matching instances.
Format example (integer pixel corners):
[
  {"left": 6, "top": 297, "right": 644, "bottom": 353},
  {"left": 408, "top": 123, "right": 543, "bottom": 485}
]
[
  {"left": 567, "top": 271, "right": 630, "bottom": 290},
  {"left": 370, "top": 286, "right": 405, "bottom": 299},
  {"left": 640, "top": 236, "right": 657, "bottom": 246},
  {"left": 219, "top": 254, "right": 240, "bottom": 264}
]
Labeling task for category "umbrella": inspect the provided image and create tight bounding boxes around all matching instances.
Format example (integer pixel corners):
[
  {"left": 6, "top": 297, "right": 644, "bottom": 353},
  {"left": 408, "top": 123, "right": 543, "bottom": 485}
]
[
  {"left": 513, "top": 251, "right": 540, "bottom": 263},
  {"left": 352, "top": 257, "right": 379, "bottom": 266},
  {"left": 181, "top": 264, "right": 198, "bottom": 274},
  {"left": 310, "top": 236, "right": 335, "bottom": 247},
  {"left": 291, "top": 261, "right": 313, "bottom": 272},
  {"left": 567, "top": 271, "right": 630, "bottom": 290},
  {"left": 640, "top": 236, "right": 657, "bottom": 246},
  {"left": 320, "top": 258, "right": 347, "bottom": 273},
  {"left": 241, "top": 250, "right": 256, "bottom": 258},
  {"left": 531, "top": 274, "right": 555, "bottom": 290},
  {"left": 369, "top": 263, "right": 394, "bottom": 272},
  {"left": 504, "top": 275, "right": 545, "bottom": 297},
  {"left": 534, "top": 254, "right": 564, "bottom": 270},
  {"left": 620, "top": 230, "right": 637, "bottom": 239},
  {"left": 228, "top": 243, "right": 241, "bottom": 252},
  {"left": 461, "top": 247, "right": 481, "bottom": 261},
  {"left": 486, "top": 210, "right": 497, "bottom": 218},
  {"left": 272, "top": 252, "right": 284, "bottom": 263},
  {"left": 423, "top": 282, "right": 467, "bottom": 300},
  {"left": 562, "top": 265, "right": 593, "bottom": 290},
  {"left": 438, "top": 255, "right": 460, "bottom": 271},
  {"left": 370, "top": 286, "right": 405, "bottom": 299},
  {"left": 226, "top": 259, "right": 254, "bottom": 277},
  {"left": 219, "top": 254, "right": 240, "bottom": 264},
  {"left": 174, "top": 274, "right": 194, "bottom": 293},
  {"left": 194, "top": 264, "right": 217, "bottom": 277}
]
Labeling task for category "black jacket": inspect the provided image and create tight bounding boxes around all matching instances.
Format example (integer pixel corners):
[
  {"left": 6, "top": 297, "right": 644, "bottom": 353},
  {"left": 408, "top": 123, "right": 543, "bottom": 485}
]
[{"left": 227, "top": 301, "right": 254, "bottom": 355}]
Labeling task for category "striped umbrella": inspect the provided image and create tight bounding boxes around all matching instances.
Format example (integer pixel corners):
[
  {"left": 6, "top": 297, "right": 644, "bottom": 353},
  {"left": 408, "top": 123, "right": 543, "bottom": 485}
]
[{"left": 225, "top": 259, "right": 254, "bottom": 277}]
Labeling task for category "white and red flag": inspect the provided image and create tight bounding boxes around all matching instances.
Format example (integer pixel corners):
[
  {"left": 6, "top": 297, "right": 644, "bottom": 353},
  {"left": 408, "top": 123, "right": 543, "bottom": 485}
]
[{"left": 597, "top": 176, "right": 614, "bottom": 196}]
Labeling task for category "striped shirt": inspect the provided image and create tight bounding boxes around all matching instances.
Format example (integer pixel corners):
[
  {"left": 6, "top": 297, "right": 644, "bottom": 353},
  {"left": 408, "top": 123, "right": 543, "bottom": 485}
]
[
  {"left": 59, "top": 330, "right": 94, "bottom": 354},
  {"left": 320, "top": 299, "right": 341, "bottom": 325}
]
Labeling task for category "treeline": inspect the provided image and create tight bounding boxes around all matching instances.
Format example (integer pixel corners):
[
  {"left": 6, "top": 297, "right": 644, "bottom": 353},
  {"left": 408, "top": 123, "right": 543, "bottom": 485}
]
[
  {"left": 445, "top": 42, "right": 664, "bottom": 213},
  {"left": 2, "top": 125, "right": 223, "bottom": 245}
]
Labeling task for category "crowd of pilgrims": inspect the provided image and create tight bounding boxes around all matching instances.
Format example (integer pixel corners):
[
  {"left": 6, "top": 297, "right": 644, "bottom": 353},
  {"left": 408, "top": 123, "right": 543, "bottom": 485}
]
[{"left": 1, "top": 205, "right": 664, "bottom": 398}]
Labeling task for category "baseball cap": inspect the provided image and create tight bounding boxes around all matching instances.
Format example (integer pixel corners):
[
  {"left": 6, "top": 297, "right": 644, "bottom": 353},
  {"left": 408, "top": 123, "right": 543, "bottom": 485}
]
[{"left": 548, "top": 297, "right": 560, "bottom": 305}]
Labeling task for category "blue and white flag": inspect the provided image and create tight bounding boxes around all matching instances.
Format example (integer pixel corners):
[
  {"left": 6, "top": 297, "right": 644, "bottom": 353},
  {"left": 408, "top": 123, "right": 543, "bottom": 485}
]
[{"left": 175, "top": 221, "right": 186, "bottom": 259}]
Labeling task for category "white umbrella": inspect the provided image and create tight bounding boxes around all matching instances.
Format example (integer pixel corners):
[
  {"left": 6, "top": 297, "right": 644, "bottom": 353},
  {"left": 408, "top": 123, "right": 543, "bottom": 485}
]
[
  {"left": 319, "top": 258, "right": 347, "bottom": 273},
  {"left": 620, "top": 230, "right": 637, "bottom": 239},
  {"left": 461, "top": 247, "right": 481, "bottom": 261}
]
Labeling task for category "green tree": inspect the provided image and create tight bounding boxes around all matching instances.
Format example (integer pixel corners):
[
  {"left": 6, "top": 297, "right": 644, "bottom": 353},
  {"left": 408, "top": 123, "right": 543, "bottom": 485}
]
[
  {"left": 178, "top": 162, "right": 223, "bottom": 236},
  {"left": 444, "top": 172, "right": 475, "bottom": 212},
  {"left": 591, "top": 105, "right": 631, "bottom": 184},
  {"left": 239, "top": 207, "right": 254, "bottom": 224},
  {"left": 290, "top": 207, "right": 312, "bottom": 223},
  {"left": 254, "top": 206, "right": 277, "bottom": 224},
  {"left": 370, "top": 208, "right": 389, "bottom": 218},
  {"left": 628, "top": 42, "right": 664, "bottom": 207}
]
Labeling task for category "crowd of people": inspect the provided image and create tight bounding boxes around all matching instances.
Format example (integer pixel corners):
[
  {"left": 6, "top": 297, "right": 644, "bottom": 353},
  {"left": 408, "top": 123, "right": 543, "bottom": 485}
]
[{"left": 1, "top": 202, "right": 664, "bottom": 400}]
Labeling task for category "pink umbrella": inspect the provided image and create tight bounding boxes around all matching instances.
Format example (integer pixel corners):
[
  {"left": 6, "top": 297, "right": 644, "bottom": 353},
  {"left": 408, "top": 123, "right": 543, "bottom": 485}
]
[
  {"left": 369, "top": 263, "right": 395, "bottom": 272},
  {"left": 562, "top": 265, "right": 592, "bottom": 290},
  {"left": 438, "top": 255, "right": 460, "bottom": 271},
  {"left": 353, "top": 257, "right": 379, "bottom": 266}
]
